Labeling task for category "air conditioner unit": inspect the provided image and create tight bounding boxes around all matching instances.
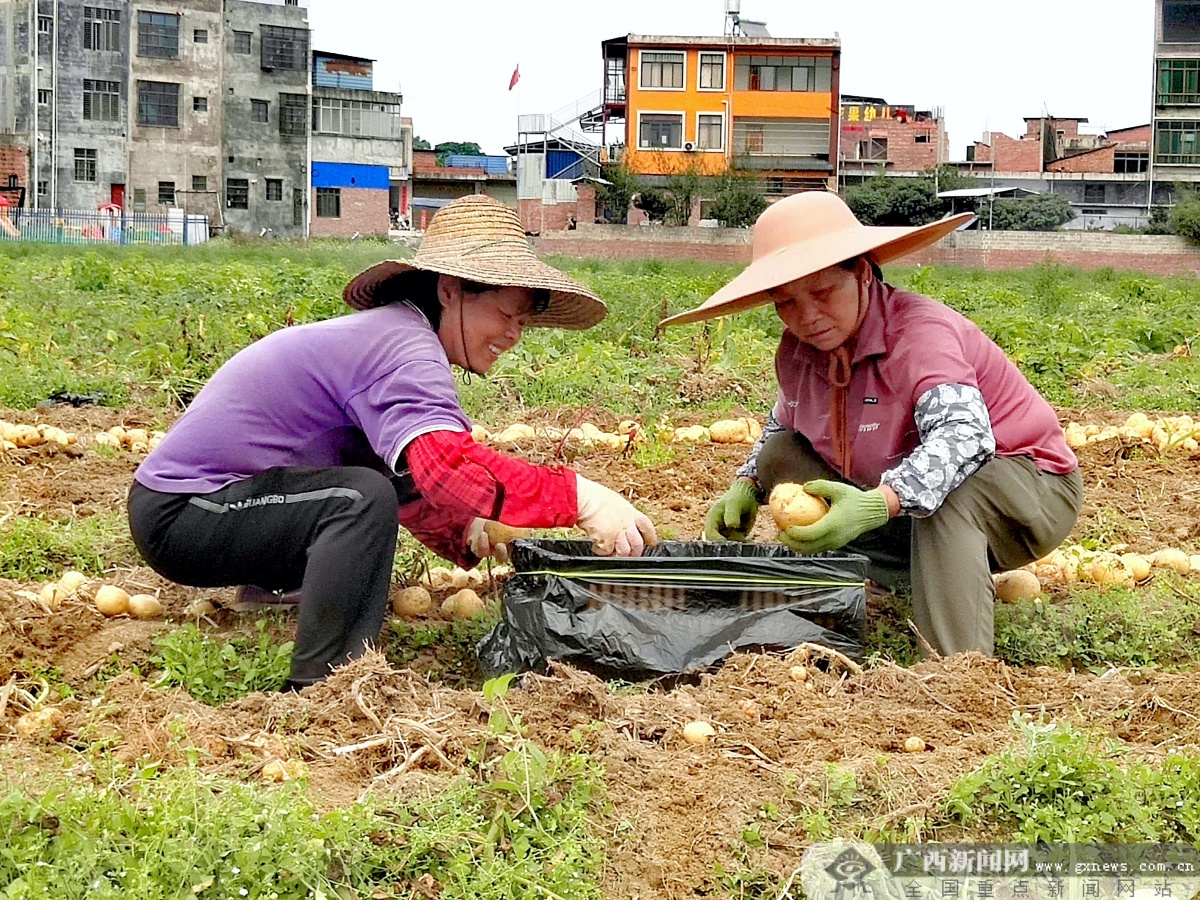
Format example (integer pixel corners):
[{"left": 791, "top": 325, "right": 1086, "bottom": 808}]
[{"left": 683, "top": 140, "right": 696, "bottom": 151}]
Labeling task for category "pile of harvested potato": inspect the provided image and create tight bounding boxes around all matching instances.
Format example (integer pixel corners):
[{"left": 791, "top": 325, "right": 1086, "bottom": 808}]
[
  {"left": 0, "top": 421, "right": 78, "bottom": 451},
  {"left": 1063, "top": 413, "right": 1200, "bottom": 453},
  {"left": 391, "top": 564, "right": 515, "bottom": 620},
  {"left": 470, "top": 416, "right": 764, "bottom": 451},
  {"left": 93, "top": 425, "right": 164, "bottom": 453},
  {"left": 21, "top": 571, "right": 164, "bottom": 619},
  {"left": 994, "top": 543, "right": 1200, "bottom": 599}
]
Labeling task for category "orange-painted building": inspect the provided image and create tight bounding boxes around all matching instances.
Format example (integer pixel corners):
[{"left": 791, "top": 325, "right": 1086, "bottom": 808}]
[{"left": 600, "top": 33, "right": 840, "bottom": 195}]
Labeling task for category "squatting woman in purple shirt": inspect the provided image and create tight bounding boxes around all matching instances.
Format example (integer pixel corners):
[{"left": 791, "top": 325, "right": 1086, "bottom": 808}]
[{"left": 661, "top": 192, "right": 1083, "bottom": 656}]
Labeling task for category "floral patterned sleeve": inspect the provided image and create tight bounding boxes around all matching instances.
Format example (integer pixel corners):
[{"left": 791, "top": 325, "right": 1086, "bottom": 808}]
[
  {"left": 736, "top": 409, "right": 787, "bottom": 484},
  {"left": 881, "top": 384, "right": 996, "bottom": 518}
]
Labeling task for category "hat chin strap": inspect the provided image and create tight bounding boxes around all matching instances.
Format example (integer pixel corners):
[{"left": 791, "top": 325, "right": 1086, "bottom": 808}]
[
  {"left": 457, "top": 296, "right": 483, "bottom": 382},
  {"left": 826, "top": 269, "right": 874, "bottom": 477}
]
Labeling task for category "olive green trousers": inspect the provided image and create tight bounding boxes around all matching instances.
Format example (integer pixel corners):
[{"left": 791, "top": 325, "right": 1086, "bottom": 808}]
[{"left": 756, "top": 431, "right": 1084, "bottom": 656}]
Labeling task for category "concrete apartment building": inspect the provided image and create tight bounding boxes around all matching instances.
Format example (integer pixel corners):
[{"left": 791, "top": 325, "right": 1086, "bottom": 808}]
[
  {"left": 1153, "top": 0, "right": 1200, "bottom": 194},
  {"left": 310, "top": 50, "right": 410, "bottom": 237},
  {"left": 0, "top": 0, "right": 409, "bottom": 237},
  {"left": 600, "top": 30, "right": 841, "bottom": 195}
]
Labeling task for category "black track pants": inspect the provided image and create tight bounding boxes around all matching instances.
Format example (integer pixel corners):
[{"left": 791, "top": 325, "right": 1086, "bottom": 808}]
[{"left": 128, "top": 466, "right": 400, "bottom": 684}]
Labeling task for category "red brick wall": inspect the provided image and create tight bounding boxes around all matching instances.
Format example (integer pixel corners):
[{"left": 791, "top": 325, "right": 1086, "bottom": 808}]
[
  {"left": 310, "top": 186, "right": 389, "bottom": 237},
  {"left": 0, "top": 144, "right": 30, "bottom": 193},
  {"left": 841, "top": 119, "right": 942, "bottom": 172},
  {"left": 989, "top": 134, "right": 1043, "bottom": 171},
  {"left": 1047, "top": 146, "right": 1117, "bottom": 174},
  {"left": 535, "top": 227, "right": 1200, "bottom": 276}
]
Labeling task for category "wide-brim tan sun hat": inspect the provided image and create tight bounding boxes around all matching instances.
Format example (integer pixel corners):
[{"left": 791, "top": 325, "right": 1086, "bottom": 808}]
[
  {"left": 659, "top": 191, "right": 974, "bottom": 328},
  {"left": 343, "top": 195, "right": 606, "bottom": 330}
]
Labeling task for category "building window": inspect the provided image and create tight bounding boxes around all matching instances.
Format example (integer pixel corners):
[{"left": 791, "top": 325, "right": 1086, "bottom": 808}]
[
  {"left": 137, "top": 11, "right": 179, "bottom": 59},
  {"left": 193, "top": 96, "right": 208, "bottom": 112},
  {"left": 133, "top": 188, "right": 146, "bottom": 211},
  {"left": 1156, "top": 120, "right": 1200, "bottom": 164},
  {"left": 743, "top": 123, "right": 764, "bottom": 152},
  {"left": 73, "top": 148, "right": 97, "bottom": 182},
  {"left": 37, "top": 180, "right": 48, "bottom": 198},
  {"left": 265, "top": 178, "right": 283, "bottom": 201},
  {"left": 226, "top": 178, "right": 249, "bottom": 209},
  {"left": 261, "top": 25, "right": 309, "bottom": 70},
  {"left": 137, "top": 81, "right": 179, "bottom": 127},
  {"left": 83, "top": 79, "right": 120, "bottom": 122},
  {"left": 697, "top": 113, "right": 724, "bottom": 150},
  {"left": 1081, "top": 208, "right": 1107, "bottom": 215},
  {"left": 1158, "top": 59, "right": 1200, "bottom": 105},
  {"left": 698, "top": 52, "right": 725, "bottom": 90},
  {"left": 251, "top": 99, "right": 269, "bottom": 123},
  {"left": 37, "top": 16, "right": 51, "bottom": 53},
  {"left": 1083, "top": 183, "right": 1105, "bottom": 204},
  {"left": 312, "top": 97, "right": 401, "bottom": 138},
  {"left": 915, "top": 133, "right": 930, "bottom": 143},
  {"left": 158, "top": 181, "right": 176, "bottom": 206},
  {"left": 192, "top": 175, "right": 207, "bottom": 192},
  {"left": 1163, "top": 1, "right": 1200, "bottom": 42},
  {"left": 279, "top": 93, "right": 308, "bottom": 136},
  {"left": 638, "top": 113, "right": 684, "bottom": 149},
  {"left": 293, "top": 188, "right": 305, "bottom": 226},
  {"left": 83, "top": 7, "right": 121, "bottom": 52},
  {"left": 734, "top": 55, "right": 832, "bottom": 92},
  {"left": 857, "top": 137, "right": 888, "bottom": 161},
  {"left": 37, "top": 89, "right": 51, "bottom": 106},
  {"left": 234, "top": 30, "right": 252, "bottom": 54},
  {"left": 316, "top": 187, "right": 341, "bottom": 218},
  {"left": 193, "top": 29, "right": 208, "bottom": 44},
  {"left": 639, "top": 51, "right": 684, "bottom": 89},
  {"left": 1114, "top": 151, "right": 1149, "bottom": 173},
  {"left": 733, "top": 118, "right": 830, "bottom": 157}
]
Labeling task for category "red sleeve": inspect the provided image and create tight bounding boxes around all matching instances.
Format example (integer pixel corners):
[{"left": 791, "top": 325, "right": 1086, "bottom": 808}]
[
  {"left": 404, "top": 430, "right": 578, "bottom": 528},
  {"left": 396, "top": 496, "right": 478, "bottom": 569}
]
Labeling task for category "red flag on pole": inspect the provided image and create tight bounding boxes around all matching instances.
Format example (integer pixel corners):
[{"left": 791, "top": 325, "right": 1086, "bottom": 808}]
[{"left": 508, "top": 65, "right": 520, "bottom": 90}]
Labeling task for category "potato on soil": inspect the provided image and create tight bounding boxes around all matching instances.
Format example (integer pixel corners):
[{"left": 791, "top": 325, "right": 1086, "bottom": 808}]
[
  {"left": 94, "top": 585, "right": 131, "bottom": 616},
  {"left": 1151, "top": 548, "right": 1191, "bottom": 575},
  {"left": 128, "top": 594, "right": 164, "bottom": 619},
  {"left": 261, "top": 758, "right": 308, "bottom": 783},
  {"left": 682, "top": 721, "right": 716, "bottom": 745},
  {"left": 709, "top": 419, "right": 750, "bottom": 444},
  {"left": 392, "top": 585, "right": 433, "bottom": 617},
  {"left": 495, "top": 423, "right": 536, "bottom": 444},
  {"left": 768, "top": 483, "right": 829, "bottom": 530},
  {"left": 992, "top": 570, "right": 1041, "bottom": 602},
  {"left": 441, "top": 588, "right": 486, "bottom": 619},
  {"left": 16, "top": 707, "right": 65, "bottom": 742},
  {"left": 903, "top": 735, "right": 926, "bottom": 753},
  {"left": 449, "top": 567, "right": 471, "bottom": 590},
  {"left": 1120, "top": 553, "right": 1152, "bottom": 582}
]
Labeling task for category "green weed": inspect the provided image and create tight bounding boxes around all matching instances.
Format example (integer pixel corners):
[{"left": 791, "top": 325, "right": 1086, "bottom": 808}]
[
  {"left": 0, "top": 512, "right": 134, "bottom": 580},
  {"left": 148, "top": 620, "right": 293, "bottom": 703}
]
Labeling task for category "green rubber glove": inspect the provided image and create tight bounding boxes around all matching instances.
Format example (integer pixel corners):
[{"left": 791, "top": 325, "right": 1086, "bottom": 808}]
[
  {"left": 778, "top": 480, "right": 890, "bottom": 555},
  {"left": 704, "top": 479, "right": 761, "bottom": 542}
]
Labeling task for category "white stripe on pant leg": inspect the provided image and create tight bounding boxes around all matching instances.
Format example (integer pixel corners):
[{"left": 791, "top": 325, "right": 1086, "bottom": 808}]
[{"left": 188, "top": 487, "right": 364, "bottom": 515}]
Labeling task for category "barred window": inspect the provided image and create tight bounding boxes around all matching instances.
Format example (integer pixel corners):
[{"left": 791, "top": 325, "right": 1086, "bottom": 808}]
[
  {"left": 137, "top": 81, "right": 179, "bottom": 127},
  {"left": 83, "top": 79, "right": 120, "bottom": 122},
  {"left": 316, "top": 188, "right": 341, "bottom": 218},
  {"left": 226, "top": 178, "right": 249, "bottom": 210},
  {"left": 251, "top": 99, "right": 269, "bottom": 123},
  {"left": 193, "top": 29, "right": 208, "bottom": 44},
  {"left": 279, "top": 93, "right": 307, "bottom": 136},
  {"left": 158, "top": 181, "right": 176, "bottom": 206},
  {"left": 312, "top": 97, "right": 401, "bottom": 138},
  {"left": 84, "top": 7, "right": 121, "bottom": 52},
  {"left": 137, "top": 11, "right": 179, "bottom": 59},
  {"left": 265, "top": 178, "right": 283, "bottom": 201},
  {"left": 234, "top": 31, "right": 252, "bottom": 54},
  {"left": 261, "top": 25, "right": 308, "bottom": 71},
  {"left": 192, "top": 175, "right": 208, "bottom": 192},
  {"left": 193, "top": 96, "right": 208, "bottom": 112},
  {"left": 133, "top": 188, "right": 146, "bottom": 212},
  {"left": 74, "top": 149, "right": 97, "bottom": 182}
]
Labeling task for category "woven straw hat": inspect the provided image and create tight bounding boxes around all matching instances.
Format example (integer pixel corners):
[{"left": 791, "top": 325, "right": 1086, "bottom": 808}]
[
  {"left": 659, "top": 192, "right": 973, "bottom": 328},
  {"left": 344, "top": 195, "right": 606, "bottom": 330}
]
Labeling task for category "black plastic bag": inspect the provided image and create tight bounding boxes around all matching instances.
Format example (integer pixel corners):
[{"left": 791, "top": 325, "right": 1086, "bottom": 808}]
[{"left": 478, "top": 539, "right": 868, "bottom": 678}]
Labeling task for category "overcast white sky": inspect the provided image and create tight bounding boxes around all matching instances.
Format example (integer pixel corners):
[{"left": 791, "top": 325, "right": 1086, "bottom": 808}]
[{"left": 308, "top": 0, "right": 1155, "bottom": 160}]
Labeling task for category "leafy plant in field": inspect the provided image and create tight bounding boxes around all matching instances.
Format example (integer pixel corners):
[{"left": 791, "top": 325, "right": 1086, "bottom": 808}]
[
  {"left": 0, "top": 754, "right": 607, "bottom": 899},
  {"left": 0, "top": 512, "right": 133, "bottom": 580},
  {"left": 149, "top": 620, "right": 292, "bottom": 703},
  {"left": 942, "top": 714, "right": 1175, "bottom": 841},
  {"left": 994, "top": 579, "right": 1200, "bottom": 670}
]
